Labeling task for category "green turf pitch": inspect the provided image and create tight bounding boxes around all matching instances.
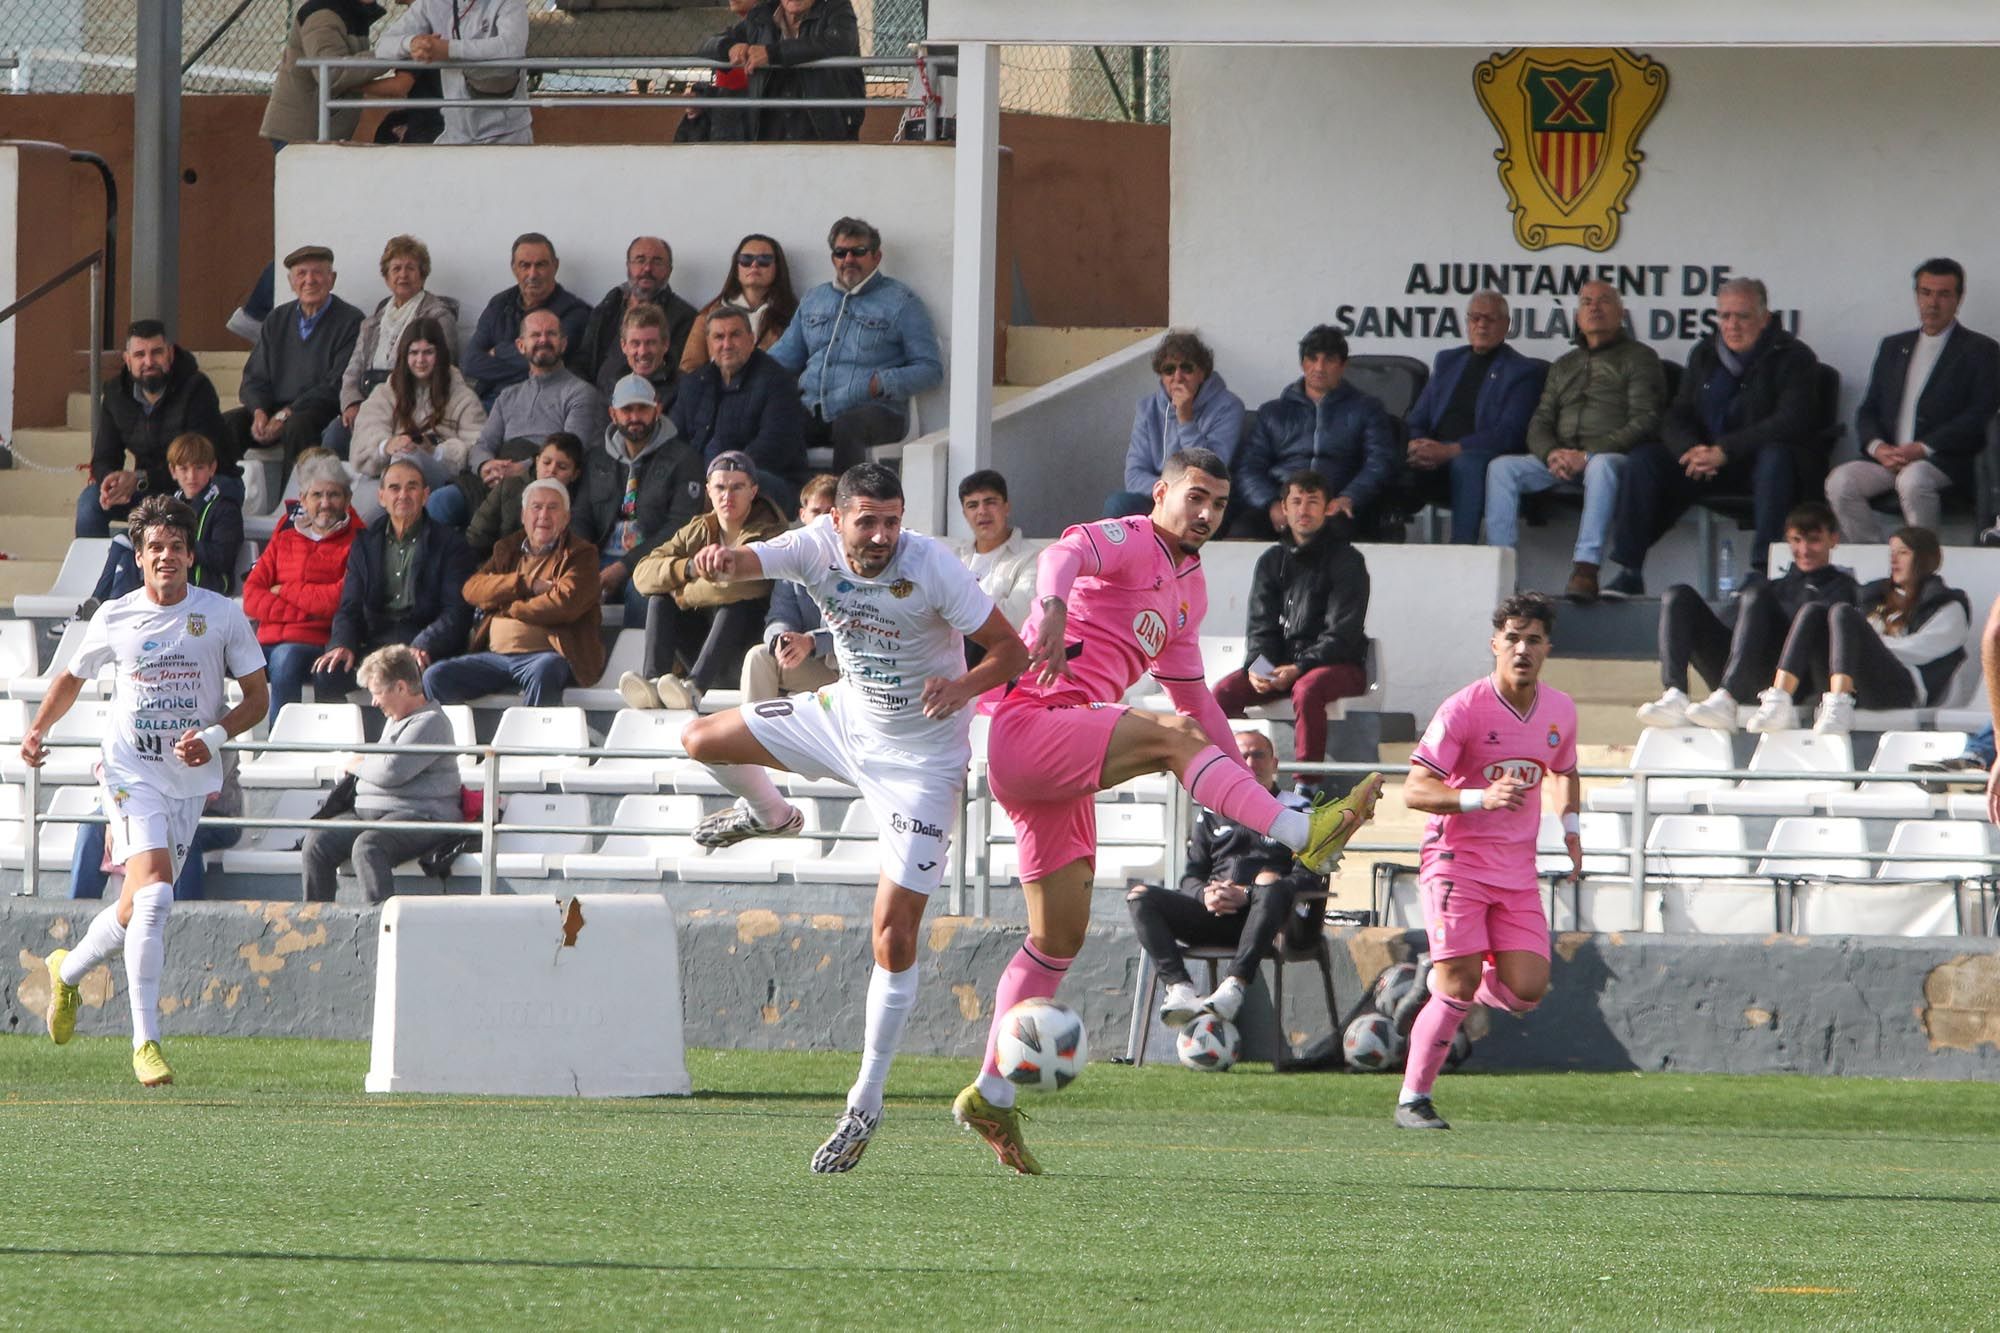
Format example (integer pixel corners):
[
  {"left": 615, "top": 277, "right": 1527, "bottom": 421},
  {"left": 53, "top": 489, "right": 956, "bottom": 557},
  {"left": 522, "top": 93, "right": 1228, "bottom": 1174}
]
[{"left": 2, "top": 1037, "right": 1997, "bottom": 1329}]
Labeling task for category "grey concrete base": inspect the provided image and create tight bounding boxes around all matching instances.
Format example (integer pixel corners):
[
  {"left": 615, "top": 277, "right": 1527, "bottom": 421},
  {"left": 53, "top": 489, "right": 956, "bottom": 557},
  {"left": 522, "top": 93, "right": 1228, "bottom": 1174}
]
[{"left": 5, "top": 898, "right": 1999, "bottom": 1080}]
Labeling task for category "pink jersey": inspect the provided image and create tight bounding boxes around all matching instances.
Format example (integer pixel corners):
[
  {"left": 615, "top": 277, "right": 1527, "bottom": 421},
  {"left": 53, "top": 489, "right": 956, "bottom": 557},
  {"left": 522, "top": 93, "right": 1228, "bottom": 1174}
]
[
  {"left": 1005, "top": 515, "right": 1209, "bottom": 708},
  {"left": 1410, "top": 676, "right": 1578, "bottom": 892}
]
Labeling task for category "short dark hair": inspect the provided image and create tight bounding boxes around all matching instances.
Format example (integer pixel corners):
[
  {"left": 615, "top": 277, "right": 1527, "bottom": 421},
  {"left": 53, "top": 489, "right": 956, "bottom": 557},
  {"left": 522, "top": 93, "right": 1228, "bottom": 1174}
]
[
  {"left": 1784, "top": 500, "right": 1839, "bottom": 537},
  {"left": 126, "top": 318, "right": 168, "bottom": 344},
  {"left": 1492, "top": 592, "right": 1557, "bottom": 636},
  {"left": 957, "top": 469, "right": 1009, "bottom": 503},
  {"left": 512, "top": 231, "right": 557, "bottom": 263},
  {"left": 704, "top": 305, "right": 753, "bottom": 337},
  {"left": 539, "top": 432, "right": 587, "bottom": 474},
  {"left": 1151, "top": 330, "right": 1213, "bottom": 378},
  {"left": 1283, "top": 470, "right": 1331, "bottom": 499},
  {"left": 1160, "top": 447, "right": 1229, "bottom": 485},
  {"left": 128, "top": 494, "right": 198, "bottom": 553},
  {"left": 1915, "top": 257, "right": 1966, "bottom": 294},
  {"left": 828, "top": 217, "right": 882, "bottom": 251},
  {"left": 836, "top": 461, "right": 902, "bottom": 508},
  {"left": 1297, "top": 325, "right": 1348, "bottom": 361}
]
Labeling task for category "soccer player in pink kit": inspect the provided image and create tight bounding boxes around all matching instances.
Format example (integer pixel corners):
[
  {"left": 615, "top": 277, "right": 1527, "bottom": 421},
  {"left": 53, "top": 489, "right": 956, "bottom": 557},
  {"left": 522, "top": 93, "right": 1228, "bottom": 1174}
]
[
  {"left": 1395, "top": 592, "right": 1582, "bottom": 1130},
  {"left": 953, "top": 447, "right": 1383, "bottom": 1173}
]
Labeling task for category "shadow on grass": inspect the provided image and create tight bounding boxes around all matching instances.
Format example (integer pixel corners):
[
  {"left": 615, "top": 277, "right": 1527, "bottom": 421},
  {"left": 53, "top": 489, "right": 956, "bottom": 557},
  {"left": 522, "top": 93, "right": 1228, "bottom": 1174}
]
[
  {"left": 1416, "top": 1180, "right": 2000, "bottom": 1206},
  {"left": 0, "top": 1245, "right": 993, "bottom": 1277}
]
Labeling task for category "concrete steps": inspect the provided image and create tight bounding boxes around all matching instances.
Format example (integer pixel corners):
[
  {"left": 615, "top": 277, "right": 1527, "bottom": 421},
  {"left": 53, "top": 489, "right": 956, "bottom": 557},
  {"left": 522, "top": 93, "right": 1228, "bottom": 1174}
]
[
  {"left": 11, "top": 428, "right": 90, "bottom": 469},
  {"left": 1004, "top": 325, "right": 1157, "bottom": 387},
  {"left": 0, "top": 561, "right": 63, "bottom": 603}
]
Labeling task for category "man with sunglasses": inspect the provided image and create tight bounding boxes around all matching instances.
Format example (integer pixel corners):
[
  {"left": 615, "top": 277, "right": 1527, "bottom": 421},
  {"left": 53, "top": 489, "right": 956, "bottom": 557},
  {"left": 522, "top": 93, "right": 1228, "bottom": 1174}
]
[{"left": 769, "top": 217, "right": 942, "bottom": 472}]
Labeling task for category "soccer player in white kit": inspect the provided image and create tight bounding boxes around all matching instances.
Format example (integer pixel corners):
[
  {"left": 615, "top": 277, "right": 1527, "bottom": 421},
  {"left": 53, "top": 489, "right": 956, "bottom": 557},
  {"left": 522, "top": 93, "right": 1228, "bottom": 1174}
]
[
  {"left": 24, "top": 495, "right": 269, "bottom": 1086},
  {"left": 680, "top": 464, "right": 1029, "bottom": 1173}
]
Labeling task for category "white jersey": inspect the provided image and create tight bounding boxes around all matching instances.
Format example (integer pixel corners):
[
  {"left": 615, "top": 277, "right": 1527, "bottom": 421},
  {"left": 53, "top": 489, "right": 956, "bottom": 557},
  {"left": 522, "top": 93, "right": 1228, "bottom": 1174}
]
[
  {"left": 70, "top": 585, "right": 265, "bottom": 800},
  {"left": 752, "top": 515, "right": 995, "bottom": 768}
]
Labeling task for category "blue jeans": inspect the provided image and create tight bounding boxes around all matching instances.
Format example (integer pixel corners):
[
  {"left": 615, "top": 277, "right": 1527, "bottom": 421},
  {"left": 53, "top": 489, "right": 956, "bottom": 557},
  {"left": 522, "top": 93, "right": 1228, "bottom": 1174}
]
[
  {"left": 424, "top": 650, "right": 572, "bottom": 706},
  {"left": 1968, "top": 724, "right": 1996, "bottom": 767},
  {"left": 264, "top": 641, "right": 322, "bottom": 726},
  {"left": 1484, "top": 452, "right": 1627, "bottom": 564},
  {"left": 426, "top": 486, "right": 472, "bottom": 527},
  {"left": 70, "top": 821, "right": 241, "bottom": 901}
]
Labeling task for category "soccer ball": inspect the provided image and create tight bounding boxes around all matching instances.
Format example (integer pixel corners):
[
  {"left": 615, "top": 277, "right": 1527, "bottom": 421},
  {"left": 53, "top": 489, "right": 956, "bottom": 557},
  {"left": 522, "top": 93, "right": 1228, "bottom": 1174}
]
[
  {"left": 1444, "top": 1028, "right": 1473, "bottom": 1072},
  {"left": 1371, "top": 962, "right": 1420, "bottom": 1018},
  {"left": 1176, "top": 1013, "right": 1241, "bottom": 1071},
  {"left": 1342, "top": 1012, "right": 1404, "bottom": 1072},
  {"left": 995, "top": 998, "right": 1088, "bottom": 1092}
]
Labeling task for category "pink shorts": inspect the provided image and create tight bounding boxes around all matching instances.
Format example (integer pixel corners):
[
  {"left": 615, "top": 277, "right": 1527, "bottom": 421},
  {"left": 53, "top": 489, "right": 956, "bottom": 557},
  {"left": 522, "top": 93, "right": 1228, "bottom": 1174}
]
[
  {"left": 988, "top": 699, "right": 1127, "bottom": 882},
  {"left": 1419, "top": 871, "right": 1550, "bottom": 962}
]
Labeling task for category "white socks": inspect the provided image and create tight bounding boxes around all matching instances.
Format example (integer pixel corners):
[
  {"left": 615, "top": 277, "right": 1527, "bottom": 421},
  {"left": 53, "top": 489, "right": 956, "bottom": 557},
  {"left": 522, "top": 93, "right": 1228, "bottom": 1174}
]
[
  {"left": 975, "top": 1070, "right": 1015, "bottom": 1108},
  {"left": 710, "top": 763, "right": 795, "bottom": 828},
  {"left": 1269, "top": 808, "right": 1311, "bottom": 850},
  {"left": 124, "top": 882, "right": 173, "bottom": 1047},
  {"left": 62, "top": 903, "right": 128, "bottom": 985},
  {"left": 848, "top": 963, "right": 918, "bottom": 1117}
]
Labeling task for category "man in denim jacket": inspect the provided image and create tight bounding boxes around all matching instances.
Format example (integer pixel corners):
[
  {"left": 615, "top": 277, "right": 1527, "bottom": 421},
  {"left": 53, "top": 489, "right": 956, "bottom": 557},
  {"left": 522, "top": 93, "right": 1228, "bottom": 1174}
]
[{"left": 769, "top": 216, "right": 943, "bottom": 472}]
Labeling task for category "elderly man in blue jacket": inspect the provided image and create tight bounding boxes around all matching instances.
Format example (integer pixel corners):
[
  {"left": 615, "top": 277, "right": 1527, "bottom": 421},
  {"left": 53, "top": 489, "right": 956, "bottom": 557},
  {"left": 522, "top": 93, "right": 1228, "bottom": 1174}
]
[
  {"left": 1237, "top": 326, "right": 1398, "bottom": 540},
  {"left": 769, "top": 216, "right": 942, "bottom": 472},
  {"left": 1402, "top": 292, "right": 1547, "bottom": 544}
]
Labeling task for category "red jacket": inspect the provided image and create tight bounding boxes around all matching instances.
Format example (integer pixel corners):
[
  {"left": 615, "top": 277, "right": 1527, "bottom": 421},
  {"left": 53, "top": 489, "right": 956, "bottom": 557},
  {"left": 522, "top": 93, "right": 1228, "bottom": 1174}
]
[{"left": 242, "top": 509, "right": 361, "bottom": 647}]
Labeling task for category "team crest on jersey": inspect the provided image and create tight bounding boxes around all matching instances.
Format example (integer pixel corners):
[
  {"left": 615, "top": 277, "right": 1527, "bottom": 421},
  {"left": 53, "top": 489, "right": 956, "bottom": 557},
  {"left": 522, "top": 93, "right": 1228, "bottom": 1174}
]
[
  {"left": 186, "top": 613, "right": 206, "bottom": 637},
  {"left": 1132, "top": 609, "right": 1169, "bottom": 657},
  {"left": 1098, "top": 520, "right": 1128, "bottom": 545},
  {"left": 1547, "top": 726, "right": 1562, "bottom": 749},
  {"left": 1177, "top": 601, "right": 1189, "bottom": 629},
  {"left": 890, "top": 579, "right": 914, "bottom": 599}
]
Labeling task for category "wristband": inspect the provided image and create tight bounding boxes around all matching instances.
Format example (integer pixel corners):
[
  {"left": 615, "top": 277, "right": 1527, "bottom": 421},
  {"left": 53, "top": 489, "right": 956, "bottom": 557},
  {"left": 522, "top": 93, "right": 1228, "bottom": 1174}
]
[
  {"left": 197, "top": 724, "right": 230, "bottom": 760},
  {"left": 1458, "top": 789, "right": 1483, "bottom": 813},
  {"left": 1562, "top": 812, "right": 1581, "bottom": 836}
]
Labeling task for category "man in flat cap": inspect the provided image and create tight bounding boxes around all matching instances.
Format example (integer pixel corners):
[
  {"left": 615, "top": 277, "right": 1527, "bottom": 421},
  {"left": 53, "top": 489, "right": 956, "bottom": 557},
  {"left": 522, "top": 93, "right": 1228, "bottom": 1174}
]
[{"left": 223, "top": 244, "right": 365, "bottom": 482}]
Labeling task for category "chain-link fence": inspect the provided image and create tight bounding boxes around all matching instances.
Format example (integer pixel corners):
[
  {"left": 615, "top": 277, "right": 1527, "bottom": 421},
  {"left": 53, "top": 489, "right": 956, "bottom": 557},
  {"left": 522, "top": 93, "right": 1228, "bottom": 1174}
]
[{"left": 0, "top": 0, "right": 1166, "bottom": 122}]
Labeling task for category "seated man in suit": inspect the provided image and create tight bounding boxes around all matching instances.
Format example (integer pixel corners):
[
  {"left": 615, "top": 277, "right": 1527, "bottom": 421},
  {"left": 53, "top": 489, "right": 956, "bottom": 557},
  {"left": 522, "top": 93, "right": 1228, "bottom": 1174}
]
[
  {"left": 1827, "top": 257, "right": 2000, "bottom": 542},
  {"left": 1402, "top": 291, "right": 1546, "bottom": 544}
]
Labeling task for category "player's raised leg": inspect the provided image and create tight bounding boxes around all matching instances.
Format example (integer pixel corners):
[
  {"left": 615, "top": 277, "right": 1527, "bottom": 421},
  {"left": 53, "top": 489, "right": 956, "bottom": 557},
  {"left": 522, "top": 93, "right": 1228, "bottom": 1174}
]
[
  {"left": 683, "top": 707, "right": 804, "bottom": 845},
  {"left": 813, "top": 875, "right": 928, "bottom": 1174},
  {"left": 1399, "top": 940, "right": 1548, "bottom": 1128}
]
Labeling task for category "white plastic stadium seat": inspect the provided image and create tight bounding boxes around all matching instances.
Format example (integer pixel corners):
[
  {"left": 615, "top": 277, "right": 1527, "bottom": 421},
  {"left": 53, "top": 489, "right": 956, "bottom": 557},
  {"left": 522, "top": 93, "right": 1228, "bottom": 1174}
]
[
  {"left": 1791, "top": 819, "right": 1984, "bottom": 936},
  {"left": 1200, "top": 634, "right": 1247, "bottom": 689},
  {"left": 452, "top": 792, "right": 594, "bottom": 878},
  {"left": 562, "top": 708, "right": 695, "bottom": 794},
  {"left": 0, "top": 621, "right": 38, "bottom": 687},
  {"left": 1878, "top": 820, "right": 1994, "bottom": 881},
  {"left": 0, "top": 784, "right": 101, "bottom": 869},
  {"left": 38, "top": 701, "right": 114, "bottom": 785},
  {"left": 239, "top": 703, "right": 364, "bottom": 789},
  {"left": 1754, "top": 817, "right": 1871, "bottom": 880},
  {"left": 1537, "top": 811, "right": 1628, "bottom": 877},
  {"left": 1704, "top": 731, "right": 1853, "bottom": 816},
  {"left": 1823, "top": 731, "right": 1967, "bottom": 819},
  {"left": 677, "top": 798, "right": 821, "bottom": 882},
  {"left": 220, "top": 789, "right": 331, "bottom": 875},
  {"left": 461, "top": 706, "right": 590, "bottom": 792},
  {"left": 9, "top": 622, "right": 110, "bottom": 702},
  {"left": 1093, "top": 802, "right": 1167, "bottom": 888},
  {"left": 1586, "top": 727, "right": 1732, "bottom": 815},
  {"left": 1648, "top": 811, "right": 1780, "bottom": 933},
  {"left": 12, "top": 539, "right": 113, "bottom": 619},
  {"left": 0, "top": 699, "right": 28, "bottom": 747},
  {"left": 562, "top": 793, "right": 707, "bottom": 879},
  {"left": 1644, "top": 814, "right": 1750, "bottom": 878},
  {"left": 792, "top": 800, "right": 882, "bottom": 884},
  {"left": 561, "top": 630, "right": 646, "bottom": 711}
]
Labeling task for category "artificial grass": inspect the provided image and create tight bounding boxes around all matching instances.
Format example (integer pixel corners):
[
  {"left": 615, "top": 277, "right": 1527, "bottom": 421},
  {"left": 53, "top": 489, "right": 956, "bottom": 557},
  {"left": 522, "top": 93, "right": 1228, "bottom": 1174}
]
[{"left": 1, "top": 1036, "right": 1996, "bottom": 1329}]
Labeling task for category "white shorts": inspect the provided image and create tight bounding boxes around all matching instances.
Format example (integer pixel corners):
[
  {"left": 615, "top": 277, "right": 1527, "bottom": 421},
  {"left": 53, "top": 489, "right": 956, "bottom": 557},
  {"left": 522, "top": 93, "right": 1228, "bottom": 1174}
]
[
  {"left": 741, "top": 691, "right": 962, "bottom": 895},
  {"left": 99, "top": 778, "right": 201, "bottom": 882}
]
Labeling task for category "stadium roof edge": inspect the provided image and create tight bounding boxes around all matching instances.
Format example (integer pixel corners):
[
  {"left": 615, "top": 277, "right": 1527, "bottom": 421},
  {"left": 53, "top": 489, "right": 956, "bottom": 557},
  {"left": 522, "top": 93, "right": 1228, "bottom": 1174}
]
[{"left": 927, "top": 0, "right": 2000, "bottom": 47}]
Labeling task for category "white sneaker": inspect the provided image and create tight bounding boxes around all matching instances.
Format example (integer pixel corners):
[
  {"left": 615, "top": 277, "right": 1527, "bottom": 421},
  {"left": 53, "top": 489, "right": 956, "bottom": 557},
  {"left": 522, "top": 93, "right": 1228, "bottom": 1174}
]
[
  {"left": 655, "top": 674, "right": 701, "bottom": 711},
  {"left": 1635, "top": 687, "right": 1691, "bottom": 728},
  {"left": 1159, "top": 981, "right": 1203, "bottom": 1027},
  {"left": 1813, "top": 690, "right": 1857, "bottom": 735},
  {"left": 226, "top": 306, "right": 263, "bottom": 342},
  {"left": 1201, "top": 976, "right": 1247, "bottom": 1023},
  {"left": 810, "top": 1105, "right": 880, "bottom": 1174},
  {"left": 1683, "top": 689, "right": 1740, "bottom": 732},
  {"left": 616, "top": 670, "right": 660, "bottom": 710},
  {"left": 1745, "top": 687, "right": 1798, "bottom": 734}
]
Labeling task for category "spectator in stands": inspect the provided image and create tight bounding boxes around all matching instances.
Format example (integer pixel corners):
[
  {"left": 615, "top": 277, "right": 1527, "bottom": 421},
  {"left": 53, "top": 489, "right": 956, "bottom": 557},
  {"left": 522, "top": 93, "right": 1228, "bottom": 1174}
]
[
  {"left": 674, "top": 0, "right": 757, "bottom": 143},
  {"left": 376, "top": 0, "right": 532, "bottom": 146},
  {"left": 312, "top": 457, "right": 477, "bottom": 699},
  {"left": 303, "top": 645, "right": 464, "bottom": 905},
  {"left": 741, "top": 473, "right": 840, "bottom": 701},
  {"left": 1606, "top": 278, "right": 1820, "bottom": 595},
  {"left": 619, "top": 451, "right": 788, "bottom": 711},
  {"left": 436, "top": 308, "right": 602, "bottom": 526},
  {"left": 670, "top": 305, "right": 810, "bottom": 512},
  {"left": 579, "top": 375, "right": 705, "bottom": 621},
  {"left": 224, "top": 245, "right": 365, "bottom": 473},
  {"left": 1636, "top": 501, "right": 1859, "bottom": 732},
  {"left": 462, "top": 233, "right": 591, "bottom": 405},
  {"left": 81, "top": 433, "right": 245, "bottom": 614},
  {"left": 948, "top": 469, "right": 1036, "bottom": 634},
  {"left": 1237, "top": 327, "right": 1395, "bottom": 541},
  {"left": 681, "top": 233, "right": 797, "bottom": 373},
  {"left": 424, "top": 480, "right": 605, "bottom": 706},
  {"left": 1485, "top": 281, "right": 1664, "bottom": 602},
  {"left": 348, "top": 318, "right": 486, "bottom": 521},
  {"left": 81, "top": 319, "right": 230, "bottom": 538},
  {"left": 770, "top": 217, "right": 943, "bottom": 471},
  {"left": 1212, "top": 471, "right": 1370, "bottom": 785},
  {"left": 1108, "top": 330, "right": 1246, "bottom": 519},
  {"left": 593, "top": 303, "right": 677, "bottom": 406},
  {"left": 1741, "top": 526, "right": 1969, "bottom": 735},
  {"left": 1829, "top": 259, "right": 2000, "bottom": 542},
  {"left": 579, "top": 237, "right": 698, "bottom": 403},
  {"left": 1125, "top": 727, "right": 1321, "bottom": 1028},
  {"left": 243, "top": 452, "right": 362, "bottom": 726},
  {"left": 465, "top": 432, "right": 588, "bottom": 556},
  {"left": 71, "top": 753, "right": 242, "bottom": 903},
  {"left": 1402, "top": 291, "right": 1546, "bottom": 545},
  {"left": 327, "top": 235, "right": 460, "bottom": 458},
  {"left": 699, "top": 0, "right": 866, "bottom": 142}
]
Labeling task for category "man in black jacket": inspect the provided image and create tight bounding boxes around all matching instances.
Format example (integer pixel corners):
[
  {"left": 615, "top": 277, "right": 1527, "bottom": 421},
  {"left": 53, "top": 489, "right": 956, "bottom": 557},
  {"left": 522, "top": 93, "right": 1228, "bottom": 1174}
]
[
  {"left": 1212, "top": 470, "right": 1370, "bottom": 778},
  {"left": 1635, "top": 501, "right": 1860, "bottom": 733},
  {"left": 669, "top": 306, "right": 809, "bottom": 511},
  {"left": 80, "top": 320, "right": 231, "bottom": 537},
  {"left": 698, "top": 0, "right": 864, "bottom": 142},
  {"left": 463, "top": 233, "right": 593, "bottom": 405},
  {"left": 578, "top": 236, "right": 698, "bottom": 402},
  {"left": 311, "top": 459, "right": 476, "bottom": 699},
  {"left": 1605, "top": 279, "right": 1821, "bottom": 593},
  {"left": 1828, "top": 257, "right": 2000, "bottom": 541},
  {"left": 577, "top": 375, "right": 706, "bottom": 620},
  {"left": 1126, "top": 727, "right": 1324, "bottom": 1029}
]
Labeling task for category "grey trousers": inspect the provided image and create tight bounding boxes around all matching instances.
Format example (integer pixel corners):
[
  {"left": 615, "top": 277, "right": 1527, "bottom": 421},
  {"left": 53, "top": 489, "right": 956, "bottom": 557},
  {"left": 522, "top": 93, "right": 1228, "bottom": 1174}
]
[{"left": 302, "top": 811, "right": 458, "bottom": 904}]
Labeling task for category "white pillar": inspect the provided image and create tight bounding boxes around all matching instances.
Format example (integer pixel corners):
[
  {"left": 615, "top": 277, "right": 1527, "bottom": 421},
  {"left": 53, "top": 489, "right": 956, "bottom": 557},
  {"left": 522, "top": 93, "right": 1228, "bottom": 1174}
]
[{"left": 946, "top": 42, "right": 999, "bottom": 541}]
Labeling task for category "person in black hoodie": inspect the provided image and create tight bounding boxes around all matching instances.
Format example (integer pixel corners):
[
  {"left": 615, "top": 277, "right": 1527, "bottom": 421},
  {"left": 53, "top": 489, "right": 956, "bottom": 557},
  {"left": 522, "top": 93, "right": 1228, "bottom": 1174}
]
[
  {"left": 697, "top": 0, "right": 864, "bottom": 142},
  {"left": 1212, "top": 470, "right": 1370, "bottom": 780},
  {"left": 1745, "top": 525, "right": 1970, "bottom": 736},
  {"left": 1637, "top": 501, "right": 1860, "bottom": 732},
  {"left": 80, "top": 320, "right": 230, "bottom": 537}
]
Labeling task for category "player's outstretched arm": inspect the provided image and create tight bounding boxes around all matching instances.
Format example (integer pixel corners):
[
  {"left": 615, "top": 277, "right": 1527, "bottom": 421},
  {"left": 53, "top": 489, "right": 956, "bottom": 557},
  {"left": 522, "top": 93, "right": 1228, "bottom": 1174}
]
[
  {"left": 1404, "top": 763, "right": 1528, "bottom": 814},
  {"left": 175, "top": 668, "right": 271, "bottom": 768},
  {"left": 20, "top": 672, "right": 87, "bottom": 768},
  {"left": 921, "top": 607, "right": 1029, "bottom": 719},
  {"left": 691, "top": 545, "right": 764, "bottom": 584}
]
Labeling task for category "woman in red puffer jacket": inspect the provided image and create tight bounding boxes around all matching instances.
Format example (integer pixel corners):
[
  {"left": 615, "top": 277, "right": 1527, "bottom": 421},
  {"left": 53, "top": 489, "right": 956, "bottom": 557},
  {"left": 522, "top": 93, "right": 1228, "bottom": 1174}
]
[{"left": 242, "top": 452, "right": 362, "bottom": 726}]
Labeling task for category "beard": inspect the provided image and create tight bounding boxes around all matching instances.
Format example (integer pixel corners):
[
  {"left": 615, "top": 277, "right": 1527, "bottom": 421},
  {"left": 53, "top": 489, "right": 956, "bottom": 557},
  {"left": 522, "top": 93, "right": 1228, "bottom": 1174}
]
[
  {"left": 527, "top": 348, "right": 561, "bottom": 369},
  {"left": 137, "top": 371, "right": 168, "bottom": 393}
]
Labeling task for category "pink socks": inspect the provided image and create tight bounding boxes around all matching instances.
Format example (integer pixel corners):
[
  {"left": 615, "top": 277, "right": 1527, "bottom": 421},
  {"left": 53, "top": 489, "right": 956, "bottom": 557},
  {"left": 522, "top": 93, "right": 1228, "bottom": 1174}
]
[
  {"left": 974, "top": 941, "right": 1074, "bottom": 1107},
  {"left": 1184, "top": 745, "right": 1288, "bottom": 838},
  {"left": 1475, "top": 960, "right": 1539, "bottom": 1014},
  {"left": 1400, "top": 993, "right": 1471, "bottom": 1099}
]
